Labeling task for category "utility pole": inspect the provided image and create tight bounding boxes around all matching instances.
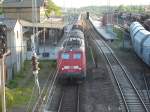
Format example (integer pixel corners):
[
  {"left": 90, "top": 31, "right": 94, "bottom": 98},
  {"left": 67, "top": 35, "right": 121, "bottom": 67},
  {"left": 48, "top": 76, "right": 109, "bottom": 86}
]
[
  {"left": 32, "top": 0, "right": 40, "bottom": 95},
  {"left": 0, "top": 24, "right": 8, "bottom": 112},
  {"left": 0, "top": 50, "right": 10, "bottom": 112},
  {"left": 0, "top": 56, "right": 6, "bottom": 112}
]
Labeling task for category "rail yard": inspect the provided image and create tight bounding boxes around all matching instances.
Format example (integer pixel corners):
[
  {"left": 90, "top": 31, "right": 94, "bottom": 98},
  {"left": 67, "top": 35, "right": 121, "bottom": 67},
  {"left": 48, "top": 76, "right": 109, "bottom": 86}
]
[
  {"left": 0, "top": 0, "right": 150, "bottom": 112},
  {"left": 39, "top": 15, "right": 150, "bottom": 112}
]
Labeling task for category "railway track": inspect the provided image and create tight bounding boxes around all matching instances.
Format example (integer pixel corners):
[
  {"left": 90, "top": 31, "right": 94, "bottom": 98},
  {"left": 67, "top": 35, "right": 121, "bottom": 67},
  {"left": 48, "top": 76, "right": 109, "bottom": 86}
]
[
  {"left": 58, "top": 85, "right": 80, "bottom": 112},
  {"left": 31, "top": 69, "right": 58, "bottom": 112},
  {"left": 85, "top": 19, "right": 150, "bottom": 112}
]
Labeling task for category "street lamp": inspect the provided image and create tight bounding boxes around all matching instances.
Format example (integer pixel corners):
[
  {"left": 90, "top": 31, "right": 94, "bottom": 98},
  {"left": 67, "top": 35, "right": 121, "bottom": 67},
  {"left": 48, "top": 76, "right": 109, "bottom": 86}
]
[
  {"left": 0, "top": 50, "right": 10, "bottom": 112},
  {"left": 0, "top": 24, "right": 10, "bottom": 112}
]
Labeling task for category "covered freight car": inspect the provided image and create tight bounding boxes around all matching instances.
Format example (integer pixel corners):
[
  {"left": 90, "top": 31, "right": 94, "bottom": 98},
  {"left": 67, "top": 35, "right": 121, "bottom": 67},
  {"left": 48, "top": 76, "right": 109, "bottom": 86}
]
[{"left": 130, "top": 22, "right": 150, "bottom": 66}]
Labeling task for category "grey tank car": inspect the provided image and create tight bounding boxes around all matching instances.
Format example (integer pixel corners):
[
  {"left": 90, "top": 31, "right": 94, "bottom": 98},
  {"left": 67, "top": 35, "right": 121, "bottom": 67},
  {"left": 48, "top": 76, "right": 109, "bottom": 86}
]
[{"left": 130, "top": 21, "right": 150, "bottom": 66}]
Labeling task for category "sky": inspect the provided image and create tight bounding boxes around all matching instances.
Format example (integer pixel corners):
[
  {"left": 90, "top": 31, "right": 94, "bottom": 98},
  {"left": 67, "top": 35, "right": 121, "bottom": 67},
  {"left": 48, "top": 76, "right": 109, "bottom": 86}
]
[{"left": 53, "top": 0, "right": 150, "bottom": 8}]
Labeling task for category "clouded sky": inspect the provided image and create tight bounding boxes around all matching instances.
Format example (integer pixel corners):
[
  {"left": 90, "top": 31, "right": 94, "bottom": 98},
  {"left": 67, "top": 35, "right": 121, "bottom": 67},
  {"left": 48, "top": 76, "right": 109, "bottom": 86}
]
[{"left": 53, "top": 0, "right": 150, "bottom": 8}]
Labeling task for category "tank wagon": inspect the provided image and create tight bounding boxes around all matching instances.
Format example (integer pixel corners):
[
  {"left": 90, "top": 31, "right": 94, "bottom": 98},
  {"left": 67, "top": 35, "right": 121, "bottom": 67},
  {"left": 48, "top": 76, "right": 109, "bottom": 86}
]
[
  {"left": 130, "top": 22, "right": 150, "bottom": 66},
  {"left": 143, "top": 19, "right": 150, "bottom": 31}
]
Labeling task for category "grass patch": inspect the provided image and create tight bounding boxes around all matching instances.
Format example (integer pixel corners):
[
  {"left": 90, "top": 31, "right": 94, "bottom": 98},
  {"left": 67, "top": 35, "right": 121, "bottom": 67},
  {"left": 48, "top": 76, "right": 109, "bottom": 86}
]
[
  {"left": 110, "top": 27, "right": 124, "bottom": 49},
  {"left": 5, "top": 61, "right": 34, "bottom": 109},
  {"left": 10, "top": 88, "right": 34, "bottom": 106},
  {"left": 1, "top": 87, "right": 34, "bottom": 110},
  {"left": 5, "top": 60, "right": 56, "bottom": 110},
  {"left": 39, "top": 60, "right": 56, "bottom": 69},
  {"left": 7, "top": 80, "right": 18, "bottom": 88},
  {"left": 6, "top": 61, "right": 31, "bottom": 88},
  {"left": 113, "top": 26, "right": 123, "bottom": 40},
  {"left": 87, "top": 47, "right": 95, "bottom": 64}
]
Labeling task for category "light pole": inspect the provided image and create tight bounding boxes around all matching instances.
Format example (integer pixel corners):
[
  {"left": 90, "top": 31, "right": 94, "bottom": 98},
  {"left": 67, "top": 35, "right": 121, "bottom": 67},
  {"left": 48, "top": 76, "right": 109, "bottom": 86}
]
[
  {"left": 0, "top": 24, "right": 8, "bottom": 112},
  {"left": 0, "top": 50, "right": 10, "bottom": 112},
  {"left": 0, "top": 56, "right": 6, "bottom": 112}
]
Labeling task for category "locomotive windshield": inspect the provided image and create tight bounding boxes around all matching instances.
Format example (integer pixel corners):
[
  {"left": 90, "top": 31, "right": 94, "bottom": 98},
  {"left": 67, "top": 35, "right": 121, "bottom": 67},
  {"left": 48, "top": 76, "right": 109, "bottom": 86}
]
[
  {"left": 61, "top": 53, "right": 70, "bottom": 59},
  {"left": 73, "top": 53, "right": 81, "bottom": 59}
]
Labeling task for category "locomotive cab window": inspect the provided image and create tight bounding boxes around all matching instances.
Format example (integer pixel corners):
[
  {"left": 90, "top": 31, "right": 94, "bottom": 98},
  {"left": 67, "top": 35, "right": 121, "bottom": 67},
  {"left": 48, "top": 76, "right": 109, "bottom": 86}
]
[
  {"left": 73, "top": 53, "right": 81, "bottom": 59},
  {"left": 61, "top": 53, "right": 70, "bottom": 59}
]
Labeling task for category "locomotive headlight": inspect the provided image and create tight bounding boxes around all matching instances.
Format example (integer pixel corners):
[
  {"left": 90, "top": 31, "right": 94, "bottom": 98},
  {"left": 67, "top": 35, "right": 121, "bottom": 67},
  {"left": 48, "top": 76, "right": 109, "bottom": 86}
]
[
  {"left": 62, "top": 68, "right": 64, "bottom": 70},
  {"left": 64, "top": 66, "right": 70, "bottom": 69},
  {"left": 73, "top": 66, "right": 81, "bottom": 70},
  {"left": 73, "top": 66, "right": 79, "bottom": 69}
]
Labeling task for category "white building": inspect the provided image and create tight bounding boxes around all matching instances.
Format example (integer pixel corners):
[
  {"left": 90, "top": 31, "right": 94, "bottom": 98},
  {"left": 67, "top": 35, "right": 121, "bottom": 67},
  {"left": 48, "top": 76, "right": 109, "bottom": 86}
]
[{"left": 1, "top": 18, "right": 26, "bottom": 80}]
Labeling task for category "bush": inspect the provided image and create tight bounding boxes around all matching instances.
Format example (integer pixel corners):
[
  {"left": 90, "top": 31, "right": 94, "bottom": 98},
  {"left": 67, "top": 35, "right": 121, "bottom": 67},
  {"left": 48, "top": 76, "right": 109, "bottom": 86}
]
[
  {"left": 0, "top": 88, "right": 33, "bottom": 109},
  {"left": 6, "top": 88, "right": 14, "bottom": 109},
  {"left": 51, "top": 60, "right": 56, "bottom": 68},
  {"left": 7, "top": 80, "right": 18, "bottom": 89},
  {"left": 38, "top": 62, "right": 43, "bottom": 69},
  {"left": 11, "top": 88, "right": 33, "bottom": 106},
  {"left": 113, "top": 27, "right": 123, "bottom": 40},
  {"left": 0, "top": 88, "right": 14, "bottom": 111}
]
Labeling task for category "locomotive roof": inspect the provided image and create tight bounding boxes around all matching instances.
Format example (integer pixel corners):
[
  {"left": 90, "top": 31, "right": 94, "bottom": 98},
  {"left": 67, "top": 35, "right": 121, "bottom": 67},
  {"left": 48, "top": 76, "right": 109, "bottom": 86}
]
[
  {"left": 69, "top": 29, "right": 84, "bottom": 39},
  {"left": 63, "top": 37, "right": 84, "bottom": 49}
]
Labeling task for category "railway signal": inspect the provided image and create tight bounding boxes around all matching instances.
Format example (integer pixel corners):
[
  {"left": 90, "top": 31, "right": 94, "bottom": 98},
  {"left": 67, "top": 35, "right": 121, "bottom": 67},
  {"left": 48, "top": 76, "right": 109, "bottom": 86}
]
[
  {"left": 31, "top": 52, "right": 40, "bottom": 95},
  {"left": 32, "top": 53, "right": 40, "bottom": 73}
]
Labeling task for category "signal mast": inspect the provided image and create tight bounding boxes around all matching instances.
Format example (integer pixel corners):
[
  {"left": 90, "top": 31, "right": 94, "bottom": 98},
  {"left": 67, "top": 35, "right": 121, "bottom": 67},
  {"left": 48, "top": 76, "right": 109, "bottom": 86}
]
[{"left": 32, "top": 0, "right": 40, "bottom": 94}]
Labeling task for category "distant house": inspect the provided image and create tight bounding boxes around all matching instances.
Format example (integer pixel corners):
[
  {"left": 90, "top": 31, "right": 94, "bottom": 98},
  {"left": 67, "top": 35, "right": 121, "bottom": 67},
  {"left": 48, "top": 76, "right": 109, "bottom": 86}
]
[
  {"left": 0, "top": 18, "right": 26, "bottom": 80},
  {"left": 2, "top": 0, "right": 46, "bottom": 22},
  {"left": 102, "top": 12, "right": 114, "bottom": 26},
  {"left": 144, "top": 5, "right": 150, "bottom": 13}
]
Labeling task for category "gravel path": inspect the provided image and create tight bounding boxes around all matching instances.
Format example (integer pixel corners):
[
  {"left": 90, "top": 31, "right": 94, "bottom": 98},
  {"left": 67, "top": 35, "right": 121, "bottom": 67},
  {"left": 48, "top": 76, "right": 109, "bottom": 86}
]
[
  {"left": 109, "top": 40, "right": 150, "bottom": 90},
  {"left": 79, "top": 43, "right": 121, "bottom": 112}
]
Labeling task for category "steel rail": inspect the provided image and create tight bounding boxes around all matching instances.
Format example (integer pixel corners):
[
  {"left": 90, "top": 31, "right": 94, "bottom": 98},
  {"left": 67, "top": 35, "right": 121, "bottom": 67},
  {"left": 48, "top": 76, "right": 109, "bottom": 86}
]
[
  {"left": 89, "top": 31, "right": 129, "bottom": 112},
  {"left": 102, "top": 40, "right": 149, "bottom": 112},
  {"left": 84, "top": 19, "right": 129, "bottom": 111},
  {"left": 57, "top": 91, "right": 65, "bottom": 112},
  {"left": 142, "top": 73, "right": 150, "bottom": 104},
  {"left": 77, "top": 85, "right": 80, "bottom": 112},
  {"left": 86, "top": 19, "right": 149, "bottom": 112},
  {"left": 32, "top": 69, "right": 56, "bottom": 112},
  {"left": 96, "top": 38, "right": 148, "bottom": 112},
  {"left": 57, "top": 85, "right": 80, "bottom": 112}
]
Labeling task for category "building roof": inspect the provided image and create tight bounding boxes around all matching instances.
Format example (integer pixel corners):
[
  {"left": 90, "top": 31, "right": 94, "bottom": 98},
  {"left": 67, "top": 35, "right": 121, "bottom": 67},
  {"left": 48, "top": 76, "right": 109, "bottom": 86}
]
[
  {"left": 19, "top": 19, "right": 64, "bottom": 29},
  {"left": 3, "top": 0, "right": 44, "bottom": 8},
  {"left": 0, "top": 17, "right": 18, "bottom": 30}
]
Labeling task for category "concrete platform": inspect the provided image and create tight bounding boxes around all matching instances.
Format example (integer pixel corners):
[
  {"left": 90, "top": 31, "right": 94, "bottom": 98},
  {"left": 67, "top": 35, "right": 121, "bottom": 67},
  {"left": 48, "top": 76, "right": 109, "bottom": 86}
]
[{"left": 89, "top": 17, "right": 117, "bottom": 41}]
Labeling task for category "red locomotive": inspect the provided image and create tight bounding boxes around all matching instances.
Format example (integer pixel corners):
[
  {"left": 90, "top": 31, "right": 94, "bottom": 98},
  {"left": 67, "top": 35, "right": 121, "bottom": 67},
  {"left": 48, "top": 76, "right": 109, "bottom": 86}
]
[{"left": 57, "top": 16, "right": 86, "bottom": 80}]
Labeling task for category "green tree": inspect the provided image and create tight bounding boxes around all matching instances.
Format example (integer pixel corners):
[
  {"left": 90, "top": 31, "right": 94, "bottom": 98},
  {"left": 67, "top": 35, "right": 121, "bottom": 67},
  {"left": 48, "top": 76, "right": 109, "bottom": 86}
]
[
  {"left": 117, "top": 5, "right": 144, "bottom": 13},
  {"left": 118, "top": 5, "right": 126, "bottom": 12},
  {"left": 138, "top": 6, "right": 144, "bottom": 13},
  {"left": 45, "top": 0, "right": 62, "bottom": 17}
]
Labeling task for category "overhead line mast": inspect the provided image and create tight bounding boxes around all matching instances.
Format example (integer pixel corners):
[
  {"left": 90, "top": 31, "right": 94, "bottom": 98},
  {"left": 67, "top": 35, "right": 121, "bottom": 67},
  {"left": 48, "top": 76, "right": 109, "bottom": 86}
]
[{"left": 32, "top": 0, "right": 40, "bottom": 95}]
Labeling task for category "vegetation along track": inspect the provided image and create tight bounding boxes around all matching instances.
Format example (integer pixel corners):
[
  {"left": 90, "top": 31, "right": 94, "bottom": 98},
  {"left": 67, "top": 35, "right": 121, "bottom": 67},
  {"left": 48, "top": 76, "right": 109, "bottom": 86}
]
[
  {"left": 31, "top": 69, "right": 57, "bottom": 112},
  {"left": 57, "top": 84, "right": 80, "bottom": 112},
  {"left": 84, "top": 19, "right": 150, "bottom": 112}
]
